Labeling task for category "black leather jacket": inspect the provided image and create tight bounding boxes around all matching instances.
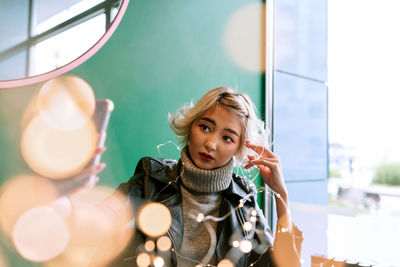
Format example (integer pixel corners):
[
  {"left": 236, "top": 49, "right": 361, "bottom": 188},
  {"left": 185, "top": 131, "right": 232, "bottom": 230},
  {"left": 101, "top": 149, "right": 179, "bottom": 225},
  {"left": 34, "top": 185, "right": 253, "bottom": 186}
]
[{"left": 105, "top": 157, "right": 303, "bottom": 267}]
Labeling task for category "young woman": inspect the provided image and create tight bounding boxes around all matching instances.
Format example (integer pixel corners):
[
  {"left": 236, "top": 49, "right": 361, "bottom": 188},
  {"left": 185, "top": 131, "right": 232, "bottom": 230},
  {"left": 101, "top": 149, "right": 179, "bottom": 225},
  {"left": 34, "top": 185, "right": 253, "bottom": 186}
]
[{"left": 95, "top": 87, "right": 303, "bottom": 267}]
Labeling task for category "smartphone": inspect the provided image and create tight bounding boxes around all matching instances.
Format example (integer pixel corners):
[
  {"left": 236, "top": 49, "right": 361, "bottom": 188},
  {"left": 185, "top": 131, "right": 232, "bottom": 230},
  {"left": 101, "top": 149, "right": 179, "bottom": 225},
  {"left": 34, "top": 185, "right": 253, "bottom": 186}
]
[
  {"left": 54, "top": 99, "right": 114, "bottom": 196},
  {"left": 86, "top": 98, "right": 114, "bottom": 177}
]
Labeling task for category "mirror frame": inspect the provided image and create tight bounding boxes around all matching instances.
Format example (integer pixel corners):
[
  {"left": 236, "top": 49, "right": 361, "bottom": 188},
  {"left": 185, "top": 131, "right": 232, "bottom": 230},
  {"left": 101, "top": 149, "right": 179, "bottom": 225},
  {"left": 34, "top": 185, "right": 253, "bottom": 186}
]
[{"left": 0, "top": 0, "right": 129, "bottom": 89}]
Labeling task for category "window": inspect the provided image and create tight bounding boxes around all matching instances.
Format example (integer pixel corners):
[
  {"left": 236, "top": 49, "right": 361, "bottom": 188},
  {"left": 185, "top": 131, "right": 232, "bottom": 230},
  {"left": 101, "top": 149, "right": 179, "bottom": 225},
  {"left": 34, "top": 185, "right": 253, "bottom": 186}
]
[{"left": 0, "top": 0, "right": 121, "bottom": 80}]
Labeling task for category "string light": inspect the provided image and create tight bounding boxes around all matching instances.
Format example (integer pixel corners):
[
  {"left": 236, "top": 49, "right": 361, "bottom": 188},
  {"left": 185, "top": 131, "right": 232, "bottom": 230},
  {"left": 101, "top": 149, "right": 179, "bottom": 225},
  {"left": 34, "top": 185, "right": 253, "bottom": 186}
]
[
  {"left": 136, "top": 253, "right": 151, "bottom": 267},
  {"left": 243, "top": 222, "right": 253, "bottom": 231},
  {"left": 153, "top": 256, "right": 165, "bottom": 267},
  {"left": 149, "top": 141, "right": 290, "bottom": 266},
  {"left": 197, "top": 213, "right": 205, "bottom": 222},
  {"left": 144, "top": 240, "right": 155, "bottom": 252},
  {"left": 239, "top": 240, "right": 253, "bottom": 253}
]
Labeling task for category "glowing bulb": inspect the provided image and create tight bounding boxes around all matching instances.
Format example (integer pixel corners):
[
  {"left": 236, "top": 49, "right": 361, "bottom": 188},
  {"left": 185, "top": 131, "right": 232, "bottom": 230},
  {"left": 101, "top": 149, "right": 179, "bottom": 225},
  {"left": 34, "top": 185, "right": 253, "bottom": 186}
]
[
  {"left": 238, "top": 203, "right": 244, "bottom": 208},
  {"left": 153, "top": 256, "right": 165, "bottom": 267},
  {"left": 0, "top": 175, "right": 58, "bottom": 236},
  {"left": 239, "top": 240, "right": 252, "bottom": 253},
  {"left": 223, "top": 3, "right": 266, "bottom": 72},
  {"left": 250, "top": 210, "right": 257, "bottom": 216},
  {"left": 243, "top": 222, "right": 253, "bottom": 231},
  {"left": 157, "top": 236, "right": 172, "bottom": 252},
  {"left": 276, "top": 193, "right": 281, "bottom": 198},
  {"left": 20, "top": 116, "right": 97, "bottom": 179},
  {"left": 197, "top": 213, "right": 204, "bottom": 222},
  {"left": 137, "top": 203, "right": 172, "bottom": 237},
  {"left": 250, "top": 216, "right": 257, "bottom": 223},
  {"left": 232, "top": 240, "right": 240, "bottom": 247},
  {"left": 37, "top": 75, "right": 95, "bottom": 131},
  {"left": 12, "top": 206, "right": 69, "bottom": 262},
  {"left": 144, "top": 240, "right": 155, "bottom": 252},
  {"left": 218, "top": 259, "right": 234, "bottom": 267},
  {"left": 136, "top": 253, "right": 151, "bottom": 267}
]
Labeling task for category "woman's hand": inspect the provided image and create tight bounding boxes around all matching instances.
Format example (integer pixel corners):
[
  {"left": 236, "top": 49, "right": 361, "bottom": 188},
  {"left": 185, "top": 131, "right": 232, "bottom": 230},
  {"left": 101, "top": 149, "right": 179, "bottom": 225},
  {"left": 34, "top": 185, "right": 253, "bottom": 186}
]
[
  {"left": 243, "top": 141, "right": 292, "bottom": 231},
  {"left": 244, "top": 141, "right": 288, "bottom": 199},
  {"left": 52, "top": 147, "right": 107, "bottom": 197}
]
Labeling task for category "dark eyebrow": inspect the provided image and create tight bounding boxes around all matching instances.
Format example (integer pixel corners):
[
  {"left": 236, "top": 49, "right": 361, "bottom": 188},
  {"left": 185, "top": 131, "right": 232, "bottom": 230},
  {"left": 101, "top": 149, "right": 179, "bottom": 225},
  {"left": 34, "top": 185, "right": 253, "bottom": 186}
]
[{"left": 199, "top": 117, "right": 240, "bottom": 137}]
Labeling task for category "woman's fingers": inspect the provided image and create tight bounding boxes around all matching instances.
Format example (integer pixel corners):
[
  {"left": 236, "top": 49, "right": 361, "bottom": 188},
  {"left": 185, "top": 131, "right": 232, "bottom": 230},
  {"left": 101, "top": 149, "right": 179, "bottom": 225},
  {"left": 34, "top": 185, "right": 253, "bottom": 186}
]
[{"left": 245, "top": 141, "right": 275, "bottom": 158}]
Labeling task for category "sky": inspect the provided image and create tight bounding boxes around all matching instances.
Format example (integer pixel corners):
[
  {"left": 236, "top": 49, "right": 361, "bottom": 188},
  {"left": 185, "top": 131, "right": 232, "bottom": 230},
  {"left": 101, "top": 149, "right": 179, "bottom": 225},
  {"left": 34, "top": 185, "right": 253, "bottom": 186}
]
[{"left": 328, "top": 0, "right": 400, "bottom": 164}]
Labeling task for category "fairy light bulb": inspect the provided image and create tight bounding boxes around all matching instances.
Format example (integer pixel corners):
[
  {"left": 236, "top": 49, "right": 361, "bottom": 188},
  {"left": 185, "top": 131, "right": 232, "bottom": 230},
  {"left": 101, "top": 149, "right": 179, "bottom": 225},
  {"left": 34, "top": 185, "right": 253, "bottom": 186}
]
[
  {"left": 197, "top": 213, "right": 204, "bottom": 222},
  {"left": 157, "top": 236, "right": 172, "bottom": 252},
  {"left": 218, "top": 259, "right": 234, "bottom": 267},
  {"left": 136, "top": 253, "right": 151, "bottom": 267},
  {"left": 232, "top": 240, "right": 240, "bottom": 248},
  {"left": 250, "top": 216, "right": 257, "bottom": 223},
  {"left": 153, "top": 256, "right": 165, "bottom": 267},
  {"left": 239, "top": 240, "right": 252, "bottom": 253},
  {"left": 243, "top": 222, "right": 253, "bottom": 231},
  {"left": 137, "top": 203, "right": 172, "bottom": 237},
  {"left": 144, "top": 240, "right": 155, "bottom": 252}
]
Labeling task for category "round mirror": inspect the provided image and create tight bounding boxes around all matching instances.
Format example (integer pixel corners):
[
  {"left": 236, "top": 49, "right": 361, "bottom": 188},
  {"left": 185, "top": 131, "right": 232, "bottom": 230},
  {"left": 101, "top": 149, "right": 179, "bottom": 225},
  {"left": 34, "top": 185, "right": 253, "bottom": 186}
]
[{"left": 0, "top": 0, "right": 129, "bottom": 88}]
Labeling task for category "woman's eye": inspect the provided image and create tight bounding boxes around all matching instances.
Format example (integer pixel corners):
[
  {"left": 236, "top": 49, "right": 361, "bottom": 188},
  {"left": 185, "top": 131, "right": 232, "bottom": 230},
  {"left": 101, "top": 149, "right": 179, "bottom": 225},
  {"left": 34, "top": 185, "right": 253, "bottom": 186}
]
[
  {"left": 223, "top": 136, "right": 234, "bottom": 143},
  {"left": 199, "top": 124, "right": 210, "bottom": 132}
]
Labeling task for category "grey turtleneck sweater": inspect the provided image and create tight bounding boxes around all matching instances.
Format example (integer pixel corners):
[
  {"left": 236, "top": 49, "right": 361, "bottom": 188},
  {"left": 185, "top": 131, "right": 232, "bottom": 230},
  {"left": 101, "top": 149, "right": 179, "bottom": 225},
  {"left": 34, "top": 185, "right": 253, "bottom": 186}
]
[{"left": 178, "top": 147, "right": 233, "bottom": 267}]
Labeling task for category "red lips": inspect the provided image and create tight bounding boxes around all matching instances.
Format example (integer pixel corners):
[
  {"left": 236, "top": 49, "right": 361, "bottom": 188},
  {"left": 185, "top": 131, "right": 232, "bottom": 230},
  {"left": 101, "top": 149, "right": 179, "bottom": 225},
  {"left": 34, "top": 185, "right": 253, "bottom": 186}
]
[{"left": 199, "top": 152, "right": 214, "bottom": 161}]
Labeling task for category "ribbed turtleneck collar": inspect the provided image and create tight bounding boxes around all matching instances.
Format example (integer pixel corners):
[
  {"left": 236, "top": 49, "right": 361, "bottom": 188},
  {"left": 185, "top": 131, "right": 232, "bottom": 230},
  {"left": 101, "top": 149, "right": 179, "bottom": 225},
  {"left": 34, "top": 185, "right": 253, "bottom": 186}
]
[{"left": 180, "top": 146, "right": 233, "bottom": 193}]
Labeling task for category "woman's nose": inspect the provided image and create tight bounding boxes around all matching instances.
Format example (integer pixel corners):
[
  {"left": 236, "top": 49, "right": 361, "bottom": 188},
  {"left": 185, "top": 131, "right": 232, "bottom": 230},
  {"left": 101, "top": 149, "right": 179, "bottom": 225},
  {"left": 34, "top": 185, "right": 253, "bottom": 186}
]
[{"left": 205, "top": 135, "right": 217, "bottom": 151}]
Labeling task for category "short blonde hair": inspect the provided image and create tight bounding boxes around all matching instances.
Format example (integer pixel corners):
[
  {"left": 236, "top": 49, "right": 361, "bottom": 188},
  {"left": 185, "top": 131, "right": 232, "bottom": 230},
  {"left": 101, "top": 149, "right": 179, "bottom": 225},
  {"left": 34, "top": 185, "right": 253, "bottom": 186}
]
[{"left": 169, "top": 87, "right": 269, "bottom": 162}]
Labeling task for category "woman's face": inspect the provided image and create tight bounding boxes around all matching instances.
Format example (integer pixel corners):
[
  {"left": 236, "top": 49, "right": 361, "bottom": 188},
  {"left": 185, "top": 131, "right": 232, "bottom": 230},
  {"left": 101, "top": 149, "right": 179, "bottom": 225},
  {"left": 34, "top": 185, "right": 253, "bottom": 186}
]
[{"left": 189, "top": 105, "right": 242, "bottom": 169}]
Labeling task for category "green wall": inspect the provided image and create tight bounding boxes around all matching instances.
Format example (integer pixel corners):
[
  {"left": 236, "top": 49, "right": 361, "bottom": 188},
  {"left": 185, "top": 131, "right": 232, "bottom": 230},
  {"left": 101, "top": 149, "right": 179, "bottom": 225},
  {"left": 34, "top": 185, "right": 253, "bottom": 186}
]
[{"left": 0, "top": 0, "right": 264, "bottom": 265}]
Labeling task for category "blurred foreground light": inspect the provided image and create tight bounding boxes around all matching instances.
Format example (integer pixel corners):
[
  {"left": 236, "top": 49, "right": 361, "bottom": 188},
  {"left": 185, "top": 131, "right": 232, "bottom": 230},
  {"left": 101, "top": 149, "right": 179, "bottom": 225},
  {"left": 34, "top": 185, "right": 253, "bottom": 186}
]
[
  {"left": 239, "top": 240, "right": 252, "bottom": 253},
  {"left": 44, "top": 245, "right": 98, "bottom": 267},
  {"left": 223, "top": 2, "right": 266, "bottom": 72},
  {"left": 136, "top": 253, "right": 151, "bottom": 267},
  {"left": 144, "top": 240, "right": 155, "bottom": 252},
  {"left": 37, "top": 75, "right": 95, "bottom": 131},
  {"left": 153, "top": 256, "right": 164, "bottom": 267},
  {"left": 218, "top": 259, "right": 234, "bottom": 267},
  {"left": 0, "top": 175, "right": 58, "bottom": 236},
  {"left": 21, "top": 116, "right": 97, "bottom": 179},
  {"left": 243, "top": 222, "right": 253, "bottom": 231},
  {"left": 137, "top": 203, "right": 172, "bottom": 238},
  {"left": 12, "top": 206, "right": 69, "bottom": 262},
  {"left": 156, "top": 236, "right": 171, "bottom": 252},
  {"left": 73, "top": 186, "right": 134, "bottom": 266}
]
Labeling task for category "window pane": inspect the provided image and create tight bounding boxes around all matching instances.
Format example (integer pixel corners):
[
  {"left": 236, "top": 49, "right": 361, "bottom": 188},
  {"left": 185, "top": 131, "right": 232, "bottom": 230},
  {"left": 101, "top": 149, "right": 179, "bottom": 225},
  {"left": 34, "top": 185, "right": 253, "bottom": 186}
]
[
  {"left": 30, "top": 14, "right": 105, "bottom": 76},
  {"left": 0, "top": 50, "right": 27, "bottom": 80},
  {"left": 33, "top": 0, "right": 104, "bottom": 35},
  {"left": 0, "top": 0, "right": 29, "bottom": 52}
]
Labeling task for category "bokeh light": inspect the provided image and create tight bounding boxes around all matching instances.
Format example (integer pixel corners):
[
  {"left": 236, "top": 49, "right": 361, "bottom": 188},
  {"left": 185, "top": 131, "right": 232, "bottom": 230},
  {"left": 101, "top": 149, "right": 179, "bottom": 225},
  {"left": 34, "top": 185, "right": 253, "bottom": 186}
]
[
  {"left": 12, "top": 206, "right": 69, "bottom": 262},
  {"left": 223, "top": 2, "right": 266, "bottom": 72},
  {"left": 243, "top": 222, "right": 253, "bottom": 231},
  {"left": 136, "top": 253, "right": 151, "bottom": 267},
  {"left": 20, "top": 115, "right": 97, "bottom": 179},
  {"left": 144, "top": 240, "right": 155, "bottom": 252},
  {"left": 73, "top": 186, "right": 134, "bottom": 266},
  {"left": 218, "top": 259, "right": 234, "bottom": 267},
  {"left": 156, "top": 236, "right": 172, "bottom": 252},
  {"left": 137, "top": 203, "right": 172, "bottom": 238},
  {"left": 37, "top": 75, "right": 95, "bottom": 131},
  {"left": 0, "top": 175, "right": 58, "bottom": 236},
  {"left": 153, "top": 256, "right": 165, "bottom": 267},
  {"left": 239, "top": 240, "right": 253, "bottom": 253}
]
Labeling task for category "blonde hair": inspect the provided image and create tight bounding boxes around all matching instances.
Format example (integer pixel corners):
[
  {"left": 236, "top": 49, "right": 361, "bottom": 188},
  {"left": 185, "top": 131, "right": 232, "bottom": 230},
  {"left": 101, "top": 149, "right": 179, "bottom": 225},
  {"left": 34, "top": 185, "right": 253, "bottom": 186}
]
[{"left": 168, "top": 87, "right": 269, "bottom": 162}]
